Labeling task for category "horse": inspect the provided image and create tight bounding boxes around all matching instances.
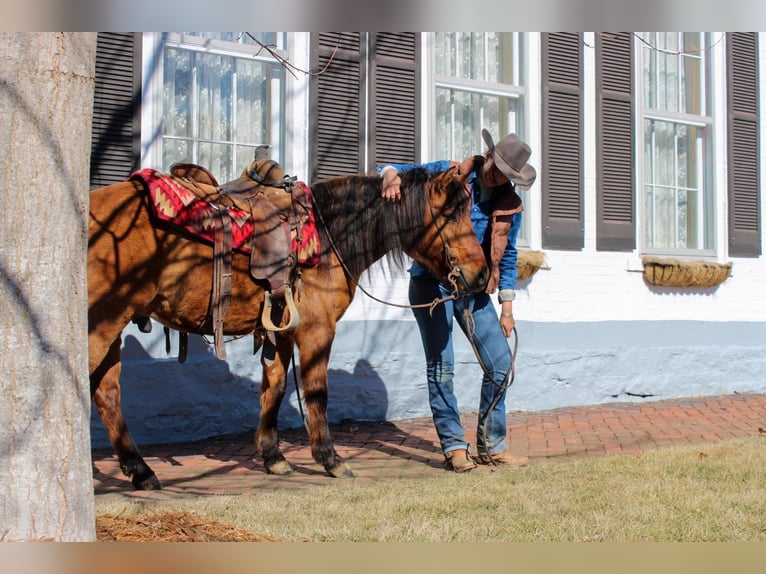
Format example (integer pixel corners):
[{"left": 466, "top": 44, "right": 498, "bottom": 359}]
[{"left": 88, "top": 159, "right": 489, "bottom": 489}]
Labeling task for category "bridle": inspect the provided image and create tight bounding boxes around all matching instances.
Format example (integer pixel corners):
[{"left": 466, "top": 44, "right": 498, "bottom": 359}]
[{"left": 425, "top": 186, "right": 473, "bottom": 301}]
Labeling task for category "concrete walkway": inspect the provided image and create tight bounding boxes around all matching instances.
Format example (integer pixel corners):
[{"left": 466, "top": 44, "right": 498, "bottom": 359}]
[{"left": 92, "top": 393, "right": 766, "bottom": 501}]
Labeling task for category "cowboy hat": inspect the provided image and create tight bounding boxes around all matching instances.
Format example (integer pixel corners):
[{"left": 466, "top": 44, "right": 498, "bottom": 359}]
[{"left": 481, "top": 129, "right": 537, "bottom": 190}]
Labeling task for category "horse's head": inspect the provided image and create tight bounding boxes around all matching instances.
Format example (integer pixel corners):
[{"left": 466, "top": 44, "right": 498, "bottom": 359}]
[{"left": 413, "top": 166, "right": 488, "bottom": 293}]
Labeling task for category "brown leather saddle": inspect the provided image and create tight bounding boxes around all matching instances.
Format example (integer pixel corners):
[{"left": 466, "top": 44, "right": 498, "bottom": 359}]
[{"left": 139, "top": 155, "right": 313, "bottom": 361}]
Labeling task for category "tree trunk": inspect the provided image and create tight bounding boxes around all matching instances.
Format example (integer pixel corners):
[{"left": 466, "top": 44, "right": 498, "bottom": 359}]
[{"left": 0, "top": 32, "right": 97, "bottom": 541}]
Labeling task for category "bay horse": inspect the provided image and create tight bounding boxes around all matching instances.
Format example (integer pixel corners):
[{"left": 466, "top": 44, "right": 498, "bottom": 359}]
[{"left": 88, "top": 159, "right": 488, "bottom": 489}]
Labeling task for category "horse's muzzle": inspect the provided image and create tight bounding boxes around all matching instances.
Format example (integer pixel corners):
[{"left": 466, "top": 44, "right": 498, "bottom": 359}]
[{"left": 457, "top": 264, "right": 489, "bottom": 293}]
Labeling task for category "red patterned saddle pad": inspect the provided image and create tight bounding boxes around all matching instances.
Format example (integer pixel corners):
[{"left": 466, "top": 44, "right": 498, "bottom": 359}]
[{"left": 131, "top": 168, "right": 320, "bottom": 265}]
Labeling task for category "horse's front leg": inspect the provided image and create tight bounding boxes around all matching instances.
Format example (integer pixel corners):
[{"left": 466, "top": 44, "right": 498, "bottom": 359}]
[
  {"left": 256, "top": 335, "right": 294, "bottom": 475},
  {"left": 91, "top": 337, "right": 161, "bottom": 490},
  {"left": 296, "top": 327, "right": 354, "bottom": 478}
]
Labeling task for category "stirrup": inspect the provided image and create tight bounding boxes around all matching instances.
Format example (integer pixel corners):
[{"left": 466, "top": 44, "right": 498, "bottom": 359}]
[{"left": 261, "top": 285, "right": 300, "bottom": 332}]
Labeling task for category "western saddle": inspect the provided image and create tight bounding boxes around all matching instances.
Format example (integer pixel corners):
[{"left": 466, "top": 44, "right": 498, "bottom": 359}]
[{"left": 133, "top": 149, "right": 315, "bottom": 361}]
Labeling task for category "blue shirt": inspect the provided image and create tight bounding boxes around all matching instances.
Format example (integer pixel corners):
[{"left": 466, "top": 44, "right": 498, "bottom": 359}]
[{"left": 378, "top": 160, "right": 521, "bottom": 291}]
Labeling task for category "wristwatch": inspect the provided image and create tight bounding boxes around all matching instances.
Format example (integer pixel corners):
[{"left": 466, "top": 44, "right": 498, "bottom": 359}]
[{"left": 498, "top": 289, "right": 516, "bottom": 303}]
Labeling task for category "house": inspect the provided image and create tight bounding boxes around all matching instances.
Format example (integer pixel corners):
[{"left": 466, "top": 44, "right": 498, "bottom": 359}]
[{"left": 89, "top": 32, "right": 766, "bottom": 446}]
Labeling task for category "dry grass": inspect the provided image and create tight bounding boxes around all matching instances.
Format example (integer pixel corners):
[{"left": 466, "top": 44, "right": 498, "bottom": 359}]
[{"left": 95, "top": 436, "right": 766, "bottom": 542}]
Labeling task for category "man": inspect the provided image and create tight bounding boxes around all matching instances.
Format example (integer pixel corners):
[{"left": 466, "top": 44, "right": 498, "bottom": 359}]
[{"left": 378, "top": 131, "right": 536, "bottom": 472}]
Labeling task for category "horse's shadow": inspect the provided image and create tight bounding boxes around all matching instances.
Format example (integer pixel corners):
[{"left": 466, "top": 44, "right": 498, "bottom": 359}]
[{"left": 92, "top": 343, "right": 443, "bottom": 491}]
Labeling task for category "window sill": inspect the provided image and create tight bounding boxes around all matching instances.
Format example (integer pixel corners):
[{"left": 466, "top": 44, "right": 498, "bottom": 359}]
[{"left": 642, "top": 256, "right": 732, "bottom": 288}]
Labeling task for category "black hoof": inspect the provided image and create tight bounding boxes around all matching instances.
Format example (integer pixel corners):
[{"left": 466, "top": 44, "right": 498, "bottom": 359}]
[{"left": 132, "top": 472, "right": 162, "bottom": 490}]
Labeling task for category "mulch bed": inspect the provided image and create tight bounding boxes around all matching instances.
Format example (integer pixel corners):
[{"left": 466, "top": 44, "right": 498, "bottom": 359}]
[{"left": 96, "top": 511, "right": 282, "bottom": 542}]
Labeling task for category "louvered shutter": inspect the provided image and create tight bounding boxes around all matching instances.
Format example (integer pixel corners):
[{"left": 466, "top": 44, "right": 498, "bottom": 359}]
[
  {"left": 542, "top": 33, "right": 584, "bottom": 250},
  {"left": 90, "top": 32, "right": 141, "bottom": 188},
  {"left": 309, "top": 33, "right": 365, "bottom": 181},
  {"left": 369, "top": 33, "right": 420, "bottom": 169},
  {"left": 727, "top": 32, "right": 761, "bottom": 257},
  {"left": 596, "top": 33, "right": 634, "bottom": 251}
]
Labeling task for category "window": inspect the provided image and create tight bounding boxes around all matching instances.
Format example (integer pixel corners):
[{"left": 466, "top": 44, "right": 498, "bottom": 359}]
[
  {"left": 160, "top": 33, "right": 286, "bottom": 183},
  {"left": 639, "top": 33, "right": 714, "bottom": 255},
  {"left": 432, "top": 33, "right": 527, "bottom": 243}
]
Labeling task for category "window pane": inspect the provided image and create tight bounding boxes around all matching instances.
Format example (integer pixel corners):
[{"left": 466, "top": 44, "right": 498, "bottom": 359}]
[
  {"left": 434, "top": 87, "right": 518, "bottom": 160},
  {"left": 164, "top": 48, "right": 192, "bottom": 138},
  {"left": 681, "top": 34, "right": 702, "bottom": 115},
  {"left": 236, "top": 58, "right": 270, "bottom": 146},
  {"left": 163, "top": 139, "right": 190, "bottom": 167},
  {"left": 197, "top": 53, "right": 232, "bottom": 143},
  {"left": 236, "top": 145, "right": 260, "bottom": 171},
  {"left": 643, "top": 33, "right": 703, "bottom": 116},
  {"left": 199, "top": 141, "right": 233, "bottom": 183},
  {"left": 643, "top": 119, "right": 704, "bottom": 250},
  {"left": 435, "top": 32, "right": 515, "bottom": 84}
]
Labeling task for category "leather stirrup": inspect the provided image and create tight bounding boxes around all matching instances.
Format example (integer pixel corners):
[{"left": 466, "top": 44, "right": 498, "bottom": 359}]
[{"left": 261, "top": 285, "right": 300, "bottom": 332}]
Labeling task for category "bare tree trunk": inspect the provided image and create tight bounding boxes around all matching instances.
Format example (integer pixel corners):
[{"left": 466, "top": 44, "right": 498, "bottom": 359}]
[{"left": 0, "top": 32, "right": 97, "bottom": 541}]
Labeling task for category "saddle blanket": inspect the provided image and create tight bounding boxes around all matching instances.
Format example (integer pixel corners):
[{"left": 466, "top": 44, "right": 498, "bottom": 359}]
[{"left": 131, "top": 168, "right": 320, "bottom": 265}]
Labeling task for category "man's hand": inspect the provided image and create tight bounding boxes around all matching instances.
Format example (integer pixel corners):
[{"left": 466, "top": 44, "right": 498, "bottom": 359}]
[
  {"left": 499, "top": 302, "right": 515, "bottom": 338},
  {"left": 381, "top": 166, "right": 402, "bottom": 201}
]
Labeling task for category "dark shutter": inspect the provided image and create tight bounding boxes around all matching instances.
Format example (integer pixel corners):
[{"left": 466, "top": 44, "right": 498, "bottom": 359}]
[
  {"left": 309, "top": 33, "right": 365, "bottom": 182},
  {"left": 541, "top": 33, "right": 584, "bottom": 250},
  {"left": 727, "top": 32, "right": 761, "bottom": 257},
  {"left": 369, "top": 33, "right": 420, "bottom": 169},
  {"left": 90, "top": 32, "right": 141, "bottom": 188},
  {"left": 596, "top": 33, "right": 635, "bottom": 251}
]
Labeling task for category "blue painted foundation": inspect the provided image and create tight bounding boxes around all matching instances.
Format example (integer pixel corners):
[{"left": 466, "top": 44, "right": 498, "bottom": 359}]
[{"left": 90, "top": 320, "right": 766, "bottom": 448}]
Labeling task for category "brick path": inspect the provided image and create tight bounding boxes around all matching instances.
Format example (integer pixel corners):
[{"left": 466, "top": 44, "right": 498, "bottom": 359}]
[{"left": 92, "top": 393, "right": 766, "bottom": 501}]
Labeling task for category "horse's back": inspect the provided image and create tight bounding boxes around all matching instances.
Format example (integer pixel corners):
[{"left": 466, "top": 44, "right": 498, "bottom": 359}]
[{"left": 89, "top": 180, "right": 148, "bottom": 240}]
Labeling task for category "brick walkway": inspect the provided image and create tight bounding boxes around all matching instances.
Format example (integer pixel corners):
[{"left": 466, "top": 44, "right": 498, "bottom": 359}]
[{"left": 92, "top": 393, "right": 766, "bottom": 500}]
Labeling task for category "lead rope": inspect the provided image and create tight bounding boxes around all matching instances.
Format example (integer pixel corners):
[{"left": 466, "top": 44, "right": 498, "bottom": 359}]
[{"left": 462, "top": 301, "right": 518, "bottom": 466}]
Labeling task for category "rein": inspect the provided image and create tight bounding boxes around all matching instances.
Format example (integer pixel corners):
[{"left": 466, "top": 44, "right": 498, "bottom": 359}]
[{"left": 311, "top": 179, "right": 463, "bottom": 316}]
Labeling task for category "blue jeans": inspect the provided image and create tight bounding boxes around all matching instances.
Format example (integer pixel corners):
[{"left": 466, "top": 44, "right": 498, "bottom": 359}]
[{"left": 409, "top": 274, "right": 513, "bottom": 457}]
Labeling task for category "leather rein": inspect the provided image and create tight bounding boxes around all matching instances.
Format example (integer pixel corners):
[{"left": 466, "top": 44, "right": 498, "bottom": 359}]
[{"left": 311, "top": 178, "right": 466, "bottom": 316}]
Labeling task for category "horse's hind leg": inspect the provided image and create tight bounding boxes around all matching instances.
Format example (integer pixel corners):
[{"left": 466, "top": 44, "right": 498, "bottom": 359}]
[
  {"left": 256, "top": 336, "right": 294, "bottom": 475},
  {"left": 91, "top": 337, "right": 161, "bottom": 490}
]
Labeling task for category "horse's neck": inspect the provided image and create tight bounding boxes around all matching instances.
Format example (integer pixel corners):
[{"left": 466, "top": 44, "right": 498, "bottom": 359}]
[{"left": 320, "top": 179, "right": 392, "bottom": 279}]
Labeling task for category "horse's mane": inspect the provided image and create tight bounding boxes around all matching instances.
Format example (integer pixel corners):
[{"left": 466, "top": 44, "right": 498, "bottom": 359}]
[{"left": 309, "top": 168, "right": 470, "bottom": 279}]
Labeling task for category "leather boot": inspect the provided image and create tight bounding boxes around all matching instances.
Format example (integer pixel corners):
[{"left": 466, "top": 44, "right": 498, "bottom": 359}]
[
  {"left": 443, "top": 449, "right": 477, "bottom": 473},
  {"left": 477, "top": 450, "right": 529, "bottom": 467}
]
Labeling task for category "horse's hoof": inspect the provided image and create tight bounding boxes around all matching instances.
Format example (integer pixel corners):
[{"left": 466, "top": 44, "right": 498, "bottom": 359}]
[
  {"left": 132, "top": 473, "right": 162, "bottom": 490},
  {"left": 265, "top": 459, "right": 293, "bottom": 475},
  {"left": 326, "top": 462, "right": 354, "bottom": 478}
]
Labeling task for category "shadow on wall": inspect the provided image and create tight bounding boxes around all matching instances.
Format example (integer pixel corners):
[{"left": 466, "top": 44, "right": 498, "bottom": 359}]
[
  {"left": 90, "top": 329, "right": 391, "bottom": 446},
  {"left": 325, "top": 359, "right": 390, "bottom": 423}
]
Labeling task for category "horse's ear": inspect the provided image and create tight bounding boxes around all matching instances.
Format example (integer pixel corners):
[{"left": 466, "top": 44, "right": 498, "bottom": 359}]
[{"left": 434, "top": 166, "right": 459, "bottom": 192}]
